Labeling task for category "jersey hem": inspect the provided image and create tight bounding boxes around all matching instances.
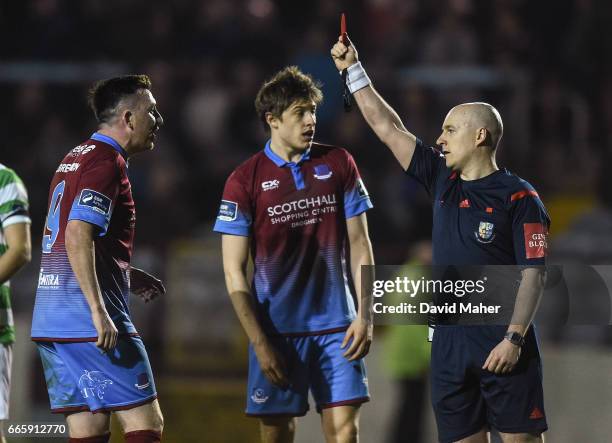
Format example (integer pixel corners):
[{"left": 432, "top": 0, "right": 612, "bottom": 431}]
[
  {"left": 1, "top": 215, "right": 31, "bottom": 227},
  {"left": 344, "top": 199, "right": 373, "bottom": 219},
  {"left": 67, "top": 210, "right": 109, "bottom": 236},
  {"left": 51, "top": 394, "right": 157, "bottom": 414},
  {"left": 271, "top": 326, "right": 350, "bottom": 337},
  {"left": 493, "top": 423, "right": 548, "bottom": 434},
  {"left": 245, "top": 410, "right": 309, "bottom": 418},
  {"left": 31, "top": 332, "right": 139, "bottom": 342},
  {"left": 316, "top": 396, "right": 370, "bottom": 412},
  {"left": 213, "top": 225, "right": 250, "bottom": 237}
]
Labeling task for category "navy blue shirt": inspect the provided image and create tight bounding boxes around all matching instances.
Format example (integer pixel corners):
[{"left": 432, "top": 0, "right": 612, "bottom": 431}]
[{"left": 408, "top": 140, "right": 550, "bottom": 267}]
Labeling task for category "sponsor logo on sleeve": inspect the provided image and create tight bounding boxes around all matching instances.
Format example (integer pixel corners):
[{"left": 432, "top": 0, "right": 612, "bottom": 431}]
[
  {"left": 218, "top": 200, "right": 238, "bottom": 222},
  {"left": 77, "top": 189, "right": 112, "bottom": 215},
  {"left": 524, "top": 223, "right": 548, "bottom": 259},
  {"left": 314, "top": 164, "right": 333, "bottom": 180},
  {"left": 475, "top": 221, "right": 495, "bottom": 243},
  {"left": 356, "top": 178, "right": 369, "bottom": 198},
  {"left": 262, "top": 179, "right": 280, "bottom": 191}
]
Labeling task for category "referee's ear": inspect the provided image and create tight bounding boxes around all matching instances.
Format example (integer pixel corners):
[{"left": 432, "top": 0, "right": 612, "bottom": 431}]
[{"left": 475, "top": 127, "right": 491, "bottom": 147}]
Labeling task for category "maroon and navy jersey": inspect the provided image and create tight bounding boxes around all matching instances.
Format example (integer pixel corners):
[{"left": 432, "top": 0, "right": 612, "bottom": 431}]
[
  {"left": 407, "top": 139, "right": 550, "bottom": 266},
  {"left": 214, "top": 141, "right": 373, "bottom": 335},
  {"left": 32, "top": 133, "right": 137, "bottom": 340}
]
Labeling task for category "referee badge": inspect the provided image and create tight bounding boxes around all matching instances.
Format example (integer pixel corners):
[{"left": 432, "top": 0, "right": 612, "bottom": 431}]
[{"left": 475, "top": 221, "right": 495, "bottom": 243}]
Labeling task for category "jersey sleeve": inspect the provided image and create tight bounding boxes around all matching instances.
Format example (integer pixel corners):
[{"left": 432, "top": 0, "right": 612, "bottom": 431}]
[
  {"left": 213, "top": 170, "right": 252, "bottom": 237},
  {"left": 68, "top": 157, "right": 120, "bottom": 236},
  {"left": 0, "top": 168, "right": 31, "bottom": 228},
  {"left": 342, "top": 151, "right": 373, "bottom": 219},
  {"left": 510, "top": 187, "right": 551, "bottom": 266},
  {"left": 406, "top": 138, "right": 446, "bottom": 195}
]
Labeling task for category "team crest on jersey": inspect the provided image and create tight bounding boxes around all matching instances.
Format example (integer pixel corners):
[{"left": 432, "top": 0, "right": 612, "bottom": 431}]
[
  {"left": 218, "top": 200, "right": 237, "bottom": 221},
  {"left": 475, "top": 221, "right": 495, "bottom": 243},
  {"left": 251, "top": 388, "right": 269, "bottom": 404},
  {"left": 314, "top": 164, "right": 333, "bottom": 180},
  {"left": 78, "top": 370, "right": 113, "bottom": 400}
]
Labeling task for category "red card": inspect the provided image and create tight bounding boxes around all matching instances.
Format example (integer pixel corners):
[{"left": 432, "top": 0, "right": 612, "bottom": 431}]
[
  {"left": 523, "top": 223, "right": 548, "bottom": 259},
  {"left": 341, "top": 13, "right": 348, "bottom": 45}
]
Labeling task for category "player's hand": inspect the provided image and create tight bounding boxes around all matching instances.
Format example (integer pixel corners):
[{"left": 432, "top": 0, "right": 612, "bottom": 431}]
[
  {"left": 130, "top": 267, "right": 166, "bottom": 303},
  {"left": 482, "top": 339, "right": 521, "bottom": 374},
  {"left": 341, "top": 317, "right": 373, "bottom": 361},
  {"left": 92, "top": 308, "right": 118, "bottom": 351},
  {"left": 331, "top": 35, "right": 359, "bottom": 72},
  {"left": 253, "top": 340, "right": 290, "bottom": 389}
]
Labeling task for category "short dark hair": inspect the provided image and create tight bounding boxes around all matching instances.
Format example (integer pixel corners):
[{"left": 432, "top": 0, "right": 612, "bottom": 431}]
[
  {"left": 254, "top": 66, "right": 323, "bottom": 131},
  {"left": 88, "top": 74, "right": 152, "bottom": 123}
]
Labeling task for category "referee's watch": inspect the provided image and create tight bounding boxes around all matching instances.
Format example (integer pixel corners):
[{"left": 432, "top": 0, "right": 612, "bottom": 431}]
[{"left": 504, "top": 331, "right": 525, "bottom": 347}]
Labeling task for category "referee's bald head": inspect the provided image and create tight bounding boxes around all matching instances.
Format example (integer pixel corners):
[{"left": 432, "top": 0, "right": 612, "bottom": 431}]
[{"left": 450, "top": 102, "right": 504, "bottom": 150}]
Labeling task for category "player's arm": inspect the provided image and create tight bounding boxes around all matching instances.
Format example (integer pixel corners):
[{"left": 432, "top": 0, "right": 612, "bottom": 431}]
[
  {"left": 65, "top": 220, "right": 118, "bottom": 351},
  {"left": 221, "top": 234, "right": 289, "bottom": 388},
  {"left": 342, "top": 213, "right": 375, "bottom": 361},
  {"left": 0, "top": 222, "right": 31, "bottom": 285},
  {"left": 331, "top": 36, "right": 417, "bottom": 170}
]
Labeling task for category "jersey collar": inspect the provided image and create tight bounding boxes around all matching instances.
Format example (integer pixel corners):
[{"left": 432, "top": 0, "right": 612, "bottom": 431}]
[
  {"left": 264, "top": 139, "right": 311, "bottom": 167},
  {"left": 91, "top": 132, "right": 128, "bottom": 159}
]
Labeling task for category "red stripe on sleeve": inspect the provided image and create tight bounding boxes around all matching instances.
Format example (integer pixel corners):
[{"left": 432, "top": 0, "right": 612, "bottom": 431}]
[{"left": 511, "top": 190, "right": 539, "bottom": 201}]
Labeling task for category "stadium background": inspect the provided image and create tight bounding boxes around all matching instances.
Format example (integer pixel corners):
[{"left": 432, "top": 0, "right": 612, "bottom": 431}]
[{"left": 2, "top": 0, "right": 612, "bottom": 441}]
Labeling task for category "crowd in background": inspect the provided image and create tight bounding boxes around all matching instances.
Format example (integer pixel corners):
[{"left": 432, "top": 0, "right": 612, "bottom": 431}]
[{"left": 2, "top": 0, "right": 611, "bottom": 256}]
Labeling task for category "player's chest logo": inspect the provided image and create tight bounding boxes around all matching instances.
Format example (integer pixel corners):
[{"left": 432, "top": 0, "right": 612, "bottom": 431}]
[
  {"left": 313, "top": 164, "right": 333, "bottom": 180},
  {"left": 262, "top": 179, "right": 280, "bottom": 191},
  {"left": 475, "top": 221, "right": 495, "bottom": 243}
]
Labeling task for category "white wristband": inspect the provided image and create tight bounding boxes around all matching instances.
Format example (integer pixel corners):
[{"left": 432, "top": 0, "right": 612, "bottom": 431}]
[{"left": 343, "top": 62, "right": 371, "bottom": 94}]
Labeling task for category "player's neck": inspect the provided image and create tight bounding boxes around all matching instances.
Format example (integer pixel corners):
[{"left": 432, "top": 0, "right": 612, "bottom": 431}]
[
  {"left": 460, "top": 158, "right": 498, "bottom": 181},
  {"left": 269, "top": 138, "right": 307, "bottom": 164},
  {"left": 96, "top": 127, "right": 130, "bottom": 157}
]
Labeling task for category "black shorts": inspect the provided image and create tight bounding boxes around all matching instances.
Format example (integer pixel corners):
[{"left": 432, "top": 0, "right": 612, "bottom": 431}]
[{"left": 431, "top": 325, "right": 548, "bottom": 443}]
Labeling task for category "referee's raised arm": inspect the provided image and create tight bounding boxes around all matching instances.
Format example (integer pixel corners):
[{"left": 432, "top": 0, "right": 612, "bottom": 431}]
[{"left": 331, "top": 35, "right": 417, "bottom": 170}]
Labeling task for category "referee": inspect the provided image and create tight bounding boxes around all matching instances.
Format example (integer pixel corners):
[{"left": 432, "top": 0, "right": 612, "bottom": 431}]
[{"left": 331, "top": 36, "right": 549, "bottom": 443}]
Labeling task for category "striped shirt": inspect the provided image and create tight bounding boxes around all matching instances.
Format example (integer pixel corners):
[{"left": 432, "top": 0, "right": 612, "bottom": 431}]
[{"left": 0, "top": 164, "right": 31, "bottom": 344}]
